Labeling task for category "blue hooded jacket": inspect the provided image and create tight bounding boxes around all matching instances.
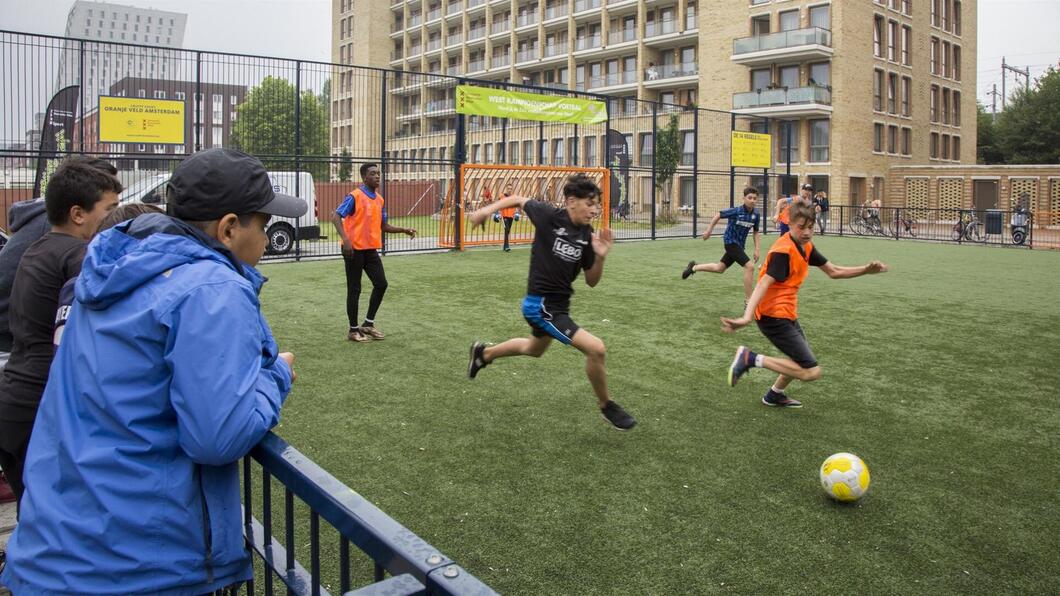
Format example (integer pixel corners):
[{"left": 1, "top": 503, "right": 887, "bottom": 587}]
[{"left": 1, "top": 213, "right": 293, "bottom": 594}]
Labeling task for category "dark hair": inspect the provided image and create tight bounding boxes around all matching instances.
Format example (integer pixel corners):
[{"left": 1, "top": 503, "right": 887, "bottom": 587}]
[
  {"left": 789, "top": 202, "right": 817, "bottom": 226},
  {"left": 45, "top": 156, "right": 123, "bottom": 226},
  {"left": 742, "top": 187, "right": 759, "bottom": 197},
  {"left": 98, "top": 203, "right": 164, "bottom": 233},
  {"left": 562, "top": 174, "right": 602, "bottom": 201},
  {"left": 359, "top": 163, "right": 378, "bottom": 179}
]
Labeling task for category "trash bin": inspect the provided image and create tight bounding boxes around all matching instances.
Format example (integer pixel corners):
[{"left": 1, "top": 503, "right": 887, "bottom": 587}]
[{"left": 985, "top": 209, "right": 1003, "bottom": 235}]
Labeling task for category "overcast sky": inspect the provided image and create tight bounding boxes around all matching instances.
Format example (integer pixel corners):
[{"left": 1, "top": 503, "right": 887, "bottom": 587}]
[{"left": 3, "top": 0, "right": 1058, "bottom": 107}]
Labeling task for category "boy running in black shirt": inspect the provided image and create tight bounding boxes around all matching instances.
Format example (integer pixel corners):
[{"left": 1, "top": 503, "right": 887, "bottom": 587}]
[{"left": 466, "top": 174, "right": 635, "bottom": 430}]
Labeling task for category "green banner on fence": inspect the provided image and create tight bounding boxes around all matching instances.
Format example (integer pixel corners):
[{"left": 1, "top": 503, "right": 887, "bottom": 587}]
[{"left": 456, "top": 85, "right": 607, "bottom": 125}]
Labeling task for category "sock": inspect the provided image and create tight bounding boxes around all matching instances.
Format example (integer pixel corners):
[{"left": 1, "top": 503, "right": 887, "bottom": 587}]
[
  {"left": 753, "top": 354, "right": 764, "bottom": 368},
  {"left": 771, "top": 384, "right": 786, "bottom": 394},
  {"left": 349, "top": 325, "right": 358, "bottom": 332},
  {"left": 362, "top": 319, "right": 374, "bottom": 328}
]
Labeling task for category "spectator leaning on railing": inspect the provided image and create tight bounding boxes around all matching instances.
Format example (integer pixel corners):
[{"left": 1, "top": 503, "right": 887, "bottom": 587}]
[{"left": 1, "top": 148, "right": 305, "bottom": 595}]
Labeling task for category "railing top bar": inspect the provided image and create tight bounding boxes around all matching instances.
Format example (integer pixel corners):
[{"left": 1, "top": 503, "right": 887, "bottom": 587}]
[{"left": 251, "top": 433, "right": 498, "bottom": 595}]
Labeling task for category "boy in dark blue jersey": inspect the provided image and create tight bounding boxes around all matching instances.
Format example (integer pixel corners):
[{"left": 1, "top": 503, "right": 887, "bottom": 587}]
[
  {"left": 682, "top": 187, "right": 761, "bottom": 301},
  {"left": 465, "top": 174, "right": 635, "bottom": 431}
]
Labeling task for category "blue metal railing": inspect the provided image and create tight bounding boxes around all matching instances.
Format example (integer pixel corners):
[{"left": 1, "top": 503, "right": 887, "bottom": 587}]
[{"left": 242, "top": 432, "right": 497, "bottom": 595}]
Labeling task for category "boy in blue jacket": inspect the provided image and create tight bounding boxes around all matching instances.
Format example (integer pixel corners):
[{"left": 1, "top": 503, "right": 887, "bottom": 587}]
[{"left": 1, "top": 149, "right": 306, "bottom": 595}]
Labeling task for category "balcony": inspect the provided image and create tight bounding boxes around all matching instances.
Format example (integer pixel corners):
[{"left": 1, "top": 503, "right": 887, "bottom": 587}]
[
  {"left": 544, "top": 5, "right": 568, "bottom": 22},
  {"left": 468, "top": 27, "right": 486, "bottom": 41},
  {"left": 491, "top": 54, "right": 510, "bottom": 68},
  {"left": 731, "top": 27, "right": 833, "bottom": 67},
  {"left": 515, "top": 14, "right": 538, "bottom": 30},
  {"left": 408, "top": 14, "right": 422, "bottom": 27},
  {"left": 574, "top": 35, "right": 602, "bottom": 53},
  {"left": 446, "top": 33, "right": 462, "bottom": 47},
  {"left": 645, "top": 19, "right": 677, "bottom": 37},
  {"left": 608, "top": 28, "right": 637, "bottom": 45},
  {"left": 397, "top": 107, "right": 422, "bottom": 121},
  {"left": 574, "top": 0, "right": 602, "bottom": 14},
  {"left": 467, "top": 59, "right": 486, "bottom": 73},
  {"left": 516, "top": 49, "right": 538, "bottom": 64},
  {"left": 467, "top": 0, "right": 486, "bottom": 13},
  {"left": 425, "top": 99, "right": 455, "bottom": 115},
  {"left": 589, "top": 72, "right": 637, "bottom": 93},
  {"left": 491, "top": 22, "right": 509, "bottom": 36},
  {"left": 543, "top": 42, "right": 568, "bottom": 57},
  {"left": 407, "top": 45, "right": 423, "bottom": 57},
  {"left": 732, "top": 85, "right": 833, "bottom": 117}
]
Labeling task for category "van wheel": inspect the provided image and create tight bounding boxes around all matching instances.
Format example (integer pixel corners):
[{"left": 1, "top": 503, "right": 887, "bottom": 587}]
[{"left": 266, "top": 222, "right": 295, "bottom": 255}]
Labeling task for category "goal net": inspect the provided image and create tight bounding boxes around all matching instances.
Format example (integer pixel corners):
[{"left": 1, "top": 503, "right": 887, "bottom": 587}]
[{"left": 439, "top": 164, "right": 611, "bottom": 249}]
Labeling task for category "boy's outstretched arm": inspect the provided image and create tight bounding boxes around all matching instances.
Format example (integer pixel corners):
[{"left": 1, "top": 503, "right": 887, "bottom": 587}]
[
  {"left": 752, "top": 230, "right": 761, "bottom": 263},
  {"left": 469, "top": 195, "right": 530, "bottom": 228},
  {"left": 720, "top": 274, "right": 775, "bottom": 333},
  {"left": 702, "top": 213, "right": 722, "bottom": 240},
  {"left": 819, "top": 260, "right": 888, "bottom": 279},
  {"left": 584, "top": 228, "right": 613, "bottom": 287}
]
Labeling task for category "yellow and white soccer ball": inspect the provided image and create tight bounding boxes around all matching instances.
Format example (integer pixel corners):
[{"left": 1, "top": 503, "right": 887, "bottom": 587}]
[{"left": 819, "top": 452, "right": 871, "bottom": 502}]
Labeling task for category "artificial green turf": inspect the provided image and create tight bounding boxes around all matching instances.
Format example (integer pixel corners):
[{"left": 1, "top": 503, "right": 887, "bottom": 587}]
[{"left": 258, "top": 236, "right": 1060, "bottom": 595}]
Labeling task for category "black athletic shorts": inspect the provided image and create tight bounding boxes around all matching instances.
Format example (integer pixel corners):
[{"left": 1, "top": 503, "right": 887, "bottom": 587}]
[
  {"left": 721, "top": 243, "right": 751, "bottom": 268},
  {"left": 756, "top": 315, "right": 818, "bottom": 368},
  {"left": 522, "top": 295, "right": 579, "bottom": 345}
]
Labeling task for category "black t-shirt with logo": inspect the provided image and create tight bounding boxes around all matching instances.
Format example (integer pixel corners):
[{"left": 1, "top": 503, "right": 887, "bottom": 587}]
[{"left": 524, "top": 200, "right": 595, "bottom": 299}]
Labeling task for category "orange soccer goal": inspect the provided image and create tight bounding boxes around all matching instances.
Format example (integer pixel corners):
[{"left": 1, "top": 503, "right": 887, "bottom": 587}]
[{"left": 439, "top": 164, "right": 611, "bottom": 249}]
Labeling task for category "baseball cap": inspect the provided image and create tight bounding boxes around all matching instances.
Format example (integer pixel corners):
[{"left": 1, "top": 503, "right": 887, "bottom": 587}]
[
  {"left": 801, "top": 183, "right": 815, "bottom": 192},
  {"left": 167, "top": 148, "right": 307, "bottom": 221}
]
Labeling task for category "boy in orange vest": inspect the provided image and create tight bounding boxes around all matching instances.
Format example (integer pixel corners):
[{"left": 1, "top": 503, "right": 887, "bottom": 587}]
[
  {"left": 499, "top": 183, "right": 520, "bottom": 252},
  {"left": 721, "top": 203, "right": 887, "bottom": 408},
  {"left": 331, "top": 163, "right": 416, "bottom": 342}
]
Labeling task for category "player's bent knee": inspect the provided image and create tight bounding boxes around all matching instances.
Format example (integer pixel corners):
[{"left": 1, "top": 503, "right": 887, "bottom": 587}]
[{"left": 800, "top": 366, "right": 822, "bottom": 382}]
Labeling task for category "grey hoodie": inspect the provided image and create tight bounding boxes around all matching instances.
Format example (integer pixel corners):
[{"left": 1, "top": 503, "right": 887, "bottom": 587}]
[{"left": 0, "top": 198, "right": 49, "bottom": 351}]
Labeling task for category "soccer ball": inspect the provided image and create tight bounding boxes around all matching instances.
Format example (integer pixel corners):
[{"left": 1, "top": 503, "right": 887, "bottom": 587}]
[{"left": 819, "top": 452, "right": 871, "bottom": 502}]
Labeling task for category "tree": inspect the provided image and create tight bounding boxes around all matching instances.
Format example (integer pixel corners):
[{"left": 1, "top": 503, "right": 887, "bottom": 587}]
[
  {"left": 654, "top": 112, "right": 682, "bottom": 219},
  {"left": 230, "top": 76, "right": 330, "bottom": 180},
  {"left": 995, "top": 66, "right": 1060, "bottom": 164},
  {"left": 338, "top": 147, "right": 352, "bottom": 182},
  {"left": 976, "top": 102, "right": 1005, "bottom": 164}
]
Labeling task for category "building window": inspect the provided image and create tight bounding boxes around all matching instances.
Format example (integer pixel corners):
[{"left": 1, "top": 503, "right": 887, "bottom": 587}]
[
  {"left": 873, "top": 16, "right": 884, "bottom": 57},
  {"left": 873, "top": 69, "right": 884, "bottom": 111},
  {"left": 175, "top": 91, "right": 186, "bottom": 100},
  {"left": 681, "top": 131, "right": 695, "bottom": 166},
  {"left": 901, "top": 76, "right": 911, "bottom": 116},
  {"left": 639, "top": 133, "right": 653, "bottom": 166},
  {"left": 583, "top": 137, "right": 596, "bottom": 166},
  {"left": 930, "top": 37, "right": 939, "bottom": 74},
  {"left": 901, "top": 25, "right": 911, "bottom": 65},
  {"left": 930, "top": 85, "right": 939, "bottom": 122},
  {"left": 809, "top": 4, "right": 830, "bottom": 30},
  {"left": 942, "top": 41, "right": 950, "bottom": 78},
  {"left": 953, "top": 136, "right": 960, "bottom": 160},
  {"left": 942, "top": 88, "right": 951, "bottom": 124},
  {"left": 522, "top": 140, "right": 532, "bottom": 165},
  {"left": 930, "top": 132, "right": 939, "bottom": 158},
  {"left": 954, "top": 0, "right": 962, "bottom": 35},
  {"left": 809, "top": 119, "right": 829, "bottom": 162},
  {"left": 552, "top": 138, "right": 564, "bottom": 165},
  {"left": 887, "top": 124, "right": 898, "bottom": 154},
  {"left": 154, "top": 90, "right": 166, "bottom": 99},
  {"left": 941, "top": 134, "right": 951, "bottom": 159},
  {"left": 953, "top": 91, "right": 961, "bottom": 126},
  {"left": 874, "top": 123, "right": 884, "bottom": 153},
  {"left": 779, "top": 10, "right": 799, "bottom": 32},
  {"left": 888, "top": 20, "right": 898, "bottom": 61},
  {"left": 779, "top": 121, "right": 799, "bottom": 163},
  {"left": 887, "top": 72, "right": 897, "bottom": 114},
  {"left": 953, "top": 45, "right": 961, "bottom": 81},
  {"left": 901, "top": 127, "right": 911, "bottom": 156},
  {"left": 680, "top": 177, "right": 695, "bottom": 208}
]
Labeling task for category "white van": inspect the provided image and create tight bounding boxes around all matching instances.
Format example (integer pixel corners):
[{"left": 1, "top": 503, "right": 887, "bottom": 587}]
[{"left": 119, "top": 171, "right": 319, "bottom": 255}]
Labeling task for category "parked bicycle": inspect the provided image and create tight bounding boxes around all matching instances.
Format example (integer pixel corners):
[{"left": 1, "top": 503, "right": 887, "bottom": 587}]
[
  {"left": 894, "top": 212, "right": 918, "bottom": 237},
  {"left": 951, "top": 209, "right": 983, "bottom": 242}
]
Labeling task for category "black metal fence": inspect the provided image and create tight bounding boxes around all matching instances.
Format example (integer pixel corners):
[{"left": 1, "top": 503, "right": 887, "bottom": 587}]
[
  {"left": 0, "top": 30, "right": 774, "bottom": 260},
  {"left": 242, "top": 432, "right": 496, "bottom": 595},
  {"left": 807, "top": 205, "right": 1041, "bottom": 248}
]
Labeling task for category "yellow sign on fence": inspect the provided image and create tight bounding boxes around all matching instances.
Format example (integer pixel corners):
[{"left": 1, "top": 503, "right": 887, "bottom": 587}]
[
  {"left": 99, "top": 96, "right": 186, "bottom": 144},
  {"left": 730, "top": 131, "right": 772, "bottom": 169},
  {"left": 456, "top": 85, "right": 607, "bottom": 125}
]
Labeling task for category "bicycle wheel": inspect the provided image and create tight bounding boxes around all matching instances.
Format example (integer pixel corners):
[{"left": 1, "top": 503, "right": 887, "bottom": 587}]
[
  {"left": 907, "top": 222, "right": 917, "bottom": 237},
  {"left": 951, "top": 224, "right": 963, "bottom": 241},
  {"left": 967, "top": 223, "right": 983, "bottom": 242},
  {"left": 851, "top": 219, "right": 866, "bottom": 235}
]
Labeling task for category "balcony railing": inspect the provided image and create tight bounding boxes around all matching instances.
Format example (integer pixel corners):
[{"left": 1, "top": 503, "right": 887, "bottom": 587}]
[
  {"left": 574, "top": 0, "right": 602, "bottom": 12},
  {"left": 391, "top": 21, "right": 404, "bottom": 33},
  {"left": 657, "top": 63, "right": 698, "bottom": 79},
  {"left": 492, "top": 55, "right": 510, "bottom": 67},
  {"left": 408, "top": 14, "right": 422, "bottom": 27},
  {"left": 467, "top": 59, "right": 485, "bottom": 71},
  {"left": 468, "top": 27, "right": 486, "bottom": 40},
  {"left": 391, "top": 50, "right": 404, "bottom": 61},
  {"left": 468, "top": 0, "right": 485, "bottom": 7},
  {"left": 645, "top": 19, "right": 677, "bottom": 36},
  {"left": 447, "top": 65, "right": 461, "bottom": 75},
  {"left": 516, "top": 49, "right": 537, "bottom": 62},
  {"left": 426, "top": 99, "right": 455, "bottom": 112},
  {"left": 408, "top": 45, "right": 422, "bottom": 56},
  {"left": 516, "top": 14, "right": 538, "bottom": 27},
  {"left": 608, "top": 28, "right": 637, "bottom": 44},
  {"left": 622, "top": 70, "right": 636, "bottom": 84},
  {"left": 426, "top": 8, "right": 441, "bottom": 21},
  {"left": 447, "top": 1, "right": 463, "bottom": 15},
  {"left": 733, "top": 27, "right": 832, "bottom": 55},
  {"left": 446, "top": 33, "right": 462, "bottom": 45},
  {"left": 544, "top": 42, "right": 568, "bottom": 57},
  {"left": 733, "top": 85, "right": 832, "bottom": 109},
  {"left": 575, "top": 35, "right": 601, "bottom": 51},
  {"left": 544, "top": 5, "right": 568, "bottom": 19},
  {"left": 427, "top": 39, "right": 441, "bottom": 51},
  {"left": 491, "top": 21, "right": 508, "bottom": 34}
]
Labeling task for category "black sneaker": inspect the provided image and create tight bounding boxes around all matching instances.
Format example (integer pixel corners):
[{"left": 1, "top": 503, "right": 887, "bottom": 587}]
[
  {"left": 681, "top": 260, "right": 696, "bottom": 280},
  {"left": 762, "top": 389, "right": 802, "bottom": 408},
  {"left": 467, "top": 341, "right": 489, "bottom": 379},
  {"left": 728, "top": 345, "right": 753, "bottom": 387},
  {"left": 600, "top": 400, "right": 636, "bottom": 430}
]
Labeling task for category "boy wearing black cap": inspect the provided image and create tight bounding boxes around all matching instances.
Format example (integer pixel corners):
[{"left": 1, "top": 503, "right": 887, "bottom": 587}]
[{"left": 2, "top": 148, "right": 306, "bottom": 594}]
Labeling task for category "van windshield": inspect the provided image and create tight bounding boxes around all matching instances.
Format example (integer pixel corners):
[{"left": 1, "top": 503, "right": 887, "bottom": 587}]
[{"left": 121, "top": 176, "right": 169, "bottom": 202}]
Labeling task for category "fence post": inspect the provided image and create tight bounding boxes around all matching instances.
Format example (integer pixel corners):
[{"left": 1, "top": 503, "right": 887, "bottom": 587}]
[
  {"left": 839, "top": 205, "right": 844, "bottom": 236},
  {"left": 651, "top": 102, "right": 657, "bottom": 240},
  {"left": 194, "top": 52, "right": 202, "bottom": 152},
  {"left": 379, "top": 71, "right": 387, "bottom": 255},
  {"left": 78, "top": 40, "right": 85, "bottom": 152},
  {"left": 454, "top": 109, "right": 466, "bottom": 250},
  {"left": 729, "top": 112, "right": 736, "bottom": 208},
  {"left": 894, "top": 207, "right": 900, "bottom": 240},
  {"left": 692, "top": 107, "right": 699, "bottom": 238},
  {"left": 294, "top": 60, "right": 303, "bottom": 260}
]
